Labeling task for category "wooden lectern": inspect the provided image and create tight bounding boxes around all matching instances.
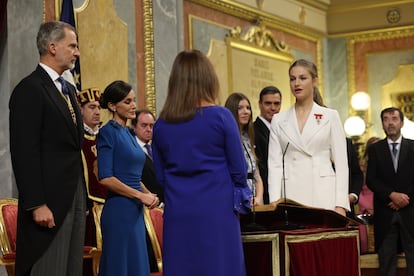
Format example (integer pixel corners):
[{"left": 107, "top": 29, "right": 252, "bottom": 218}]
[{"left": 240, "top": 199, "right": 360, "bottom": 276}]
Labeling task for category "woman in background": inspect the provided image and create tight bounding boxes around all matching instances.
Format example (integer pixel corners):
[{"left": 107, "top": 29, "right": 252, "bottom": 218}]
[
  {"left": 268, "top": 59, "right": 349, "bottom": 215},
  {"left": 359, "top": 136, "right": 380, "bottom": 215},
  {"left": 225, "top": 92, "right": 264, "bottom": 205},
  {"left": 97, "top": 80, "right": 159, "bottom": 276},
  {"left": 152, "top": 50, "right": 250, "bottom": 276}
]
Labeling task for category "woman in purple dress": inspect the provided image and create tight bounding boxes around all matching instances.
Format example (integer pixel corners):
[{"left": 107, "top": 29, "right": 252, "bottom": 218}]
[{"left": 152, "top": 50, "right": 251, "bottom": 276}]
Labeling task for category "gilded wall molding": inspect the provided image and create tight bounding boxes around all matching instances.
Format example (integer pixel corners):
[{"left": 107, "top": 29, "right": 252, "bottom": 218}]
[
  {"left": 188, "top": 0, "right": 323, "bottom": 41},
  {"left": 346, "top": 26, "right": 414, "bottom": 106},
  {"left": 346, "top": 25, "right": 414, "bottom": 136},
  {"left": 142, "top": 0, "right": 156, "bottom": 114},
  {"left": 328, "top": 0, "right": 413, "bottom": 13},
  {"left": 187, "top": 0, "right": 324, "bottom": 94}
]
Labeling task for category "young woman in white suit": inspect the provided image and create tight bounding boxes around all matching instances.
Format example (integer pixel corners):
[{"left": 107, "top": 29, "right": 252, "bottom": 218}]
[{"left": 268, "top": 59, "right": 349, "bottom": 216}]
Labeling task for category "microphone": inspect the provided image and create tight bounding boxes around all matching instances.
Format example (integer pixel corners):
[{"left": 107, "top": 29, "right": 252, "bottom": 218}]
[
  {"left": 282, "top": 142, "right": 290, "bottom": 224},
  {"left": 242, "top": 176, "right": 266, "bottom": 232}
]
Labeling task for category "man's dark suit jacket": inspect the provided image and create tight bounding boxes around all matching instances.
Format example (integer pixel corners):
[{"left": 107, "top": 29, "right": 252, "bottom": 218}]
[
  {"left": 9, "top": 65, "right": 84, "bottom": 275},
  {"left": 142, "top": 155, "right": 164, "bottom": 203},
  {"left": 254, "top": 117, "right": 270, "bottom": 204},
  {"left": 347, "top": 138, "right": 363, "bottom": 215},
  {"left": 366, "top": 138, "right": 414, "bottom": 250}
]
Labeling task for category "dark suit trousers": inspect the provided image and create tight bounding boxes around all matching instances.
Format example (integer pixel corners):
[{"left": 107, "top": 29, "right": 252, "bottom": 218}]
[
  {"left": 31, "top": 175, "right": 86, "bottom": 276},
  {"left": 378, "top": 212, "right": 414, "bottom": 276}
]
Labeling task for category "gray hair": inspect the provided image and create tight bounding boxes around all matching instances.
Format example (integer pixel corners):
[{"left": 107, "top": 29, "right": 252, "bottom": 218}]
[{"left": 36, "top": 21, "right": 76, "bottom": 55}]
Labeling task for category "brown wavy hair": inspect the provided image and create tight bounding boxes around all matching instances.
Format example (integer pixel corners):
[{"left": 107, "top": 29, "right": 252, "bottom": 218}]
[{"left": 159, "top": 50, "right": 219, "bottom": 123}]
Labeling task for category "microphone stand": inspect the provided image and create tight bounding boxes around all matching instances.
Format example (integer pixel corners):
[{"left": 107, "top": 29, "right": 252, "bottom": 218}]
[
  {"left": 241, "top": 142, "right": 265, "bottom": 232},
  {"left": 243, "top": 179, "right": 266, "bottom": 232},
  {"left": 273, "top": 142, "right": 303, "bottom": 230}
]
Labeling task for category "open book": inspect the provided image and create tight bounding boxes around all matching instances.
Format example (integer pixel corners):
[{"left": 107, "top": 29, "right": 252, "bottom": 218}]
[
  {"left": 254, "top": 198, "right": 316, "bottom": 212},
  {"left": 249, "top": 198, "right": 361, "bottom": 227}
]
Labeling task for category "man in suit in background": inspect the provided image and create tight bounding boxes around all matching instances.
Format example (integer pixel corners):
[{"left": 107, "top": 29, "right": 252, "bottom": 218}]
[
  {"left": 347, "top": 137, "right": 363, "bottom": 217},
  {"left": 366, "top": 107, "right": 414, "bottom": 276},
  {"left": 131, "top": 109, "right": 164, "bottom": 204},
  {"left": 9, "top": 21, "right": 86, "bottom": 275},
  {"left": 254, "top": 86, "right": 281, "bottom": 204}
]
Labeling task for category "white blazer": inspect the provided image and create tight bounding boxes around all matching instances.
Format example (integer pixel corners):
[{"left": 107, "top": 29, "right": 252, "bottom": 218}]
[{"left": 268, "top": 103, "right": 350, "bottom": 211}]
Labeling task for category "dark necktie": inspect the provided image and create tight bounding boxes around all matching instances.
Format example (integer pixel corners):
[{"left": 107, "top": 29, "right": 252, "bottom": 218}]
[
  {"left": 57, "top": 76, "right": 69, "bottom": 96},
  {"left": 391, "top": 142, "right": 398, "bottom": 171},
  {"left": 144, "top": 143, "right": 153, "bottom": 159},
  {"left": 391, "top": 142, "right": 398, "bottom": 157},
  {"left": 57, "top": 76, "right": 77, "bottom": 125}
]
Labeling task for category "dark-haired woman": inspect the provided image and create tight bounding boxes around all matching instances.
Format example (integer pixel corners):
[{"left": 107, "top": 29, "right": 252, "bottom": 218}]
[
  {"left": 225, "top": 92, "right": 264, "bottom": 206},
  {"left": 97, "top": 80, "right": 159, "bottom": 275}
]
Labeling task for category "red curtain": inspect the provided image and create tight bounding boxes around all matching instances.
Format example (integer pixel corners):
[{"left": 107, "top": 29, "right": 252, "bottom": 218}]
[
  {"left": 243, "top": 242, "right": 273, "bottom": 276},
  {"left": 288, "top": 236, "right": 359, "bottom": 276}
]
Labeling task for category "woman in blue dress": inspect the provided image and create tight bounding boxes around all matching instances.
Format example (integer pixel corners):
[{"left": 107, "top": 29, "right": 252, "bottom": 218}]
[
  {"left": 225, "top": 92, "right": 264, "bottom": 206},
  {"left": 97, "top": 80, "right": 159, "bottom": 276},
  {"left": 152, "top": 50, "right": 251, "bottom": 276}
]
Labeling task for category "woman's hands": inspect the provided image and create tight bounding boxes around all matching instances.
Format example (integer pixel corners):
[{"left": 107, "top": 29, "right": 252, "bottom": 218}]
[
  {"left": 140, "top": 192, "right": 159, "bottom": 209},
  {"left": 334, "top": 206, "right": 346, "bottom": 216},
  {"left": 253, "top": 196, "right": 263, "bottom": 206}
]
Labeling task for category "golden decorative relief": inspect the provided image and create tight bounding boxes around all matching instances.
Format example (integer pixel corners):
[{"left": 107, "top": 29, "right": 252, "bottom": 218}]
[
  {"left": 391, "top": 92, "right": 414, "bottom": 120},
  {"left": 256, "top": 0, "right": 264, "bottom": 10},
  {"left": 299, "top": 6, "right": 306, "bottom": 25},
  {"left": 387, "top": 8, "right": 401, "bottom": 24},
  {"left": 227, "top": 24, "right": 289, "bottom": 53},
  {"left": 225, "top": 24, "right": 294, "bottom": 114},
  {"left": 383, "top": 64, "right": 414, "bottom": 120}
]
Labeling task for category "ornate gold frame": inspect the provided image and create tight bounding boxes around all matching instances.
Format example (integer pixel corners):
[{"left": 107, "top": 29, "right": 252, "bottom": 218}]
[
  {"left": 283, "top": 230, "right": 360, "bottom": 276},
  {"left": 187, "top": 0, "right": 324, "bottom": 92},
  {"left": 141, "top": 0, "right": 156, "bottom": 114},
  {"left": 346, "top": 26, "right": 414, "bottom": 104},
  {"left": 346, "top": 26, "right": 414, "bottom": 133},
  {"left": 242, "top": 232, "right": 280, "bottom": 276}
]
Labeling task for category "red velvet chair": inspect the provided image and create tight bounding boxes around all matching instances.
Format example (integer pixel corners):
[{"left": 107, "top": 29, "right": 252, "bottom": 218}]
[
  {"left": 0, "top": 198, "right": 98, "bottom": 276},
  {"left": 0, "top": 198, "right": 18, "bottom": 276},
  {"left": 144, "top": 206, "right": 164, "bottom": 274}
]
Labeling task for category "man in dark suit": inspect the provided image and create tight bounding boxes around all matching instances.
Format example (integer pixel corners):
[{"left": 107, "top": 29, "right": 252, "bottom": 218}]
[
  {"left": 254, "top": 86, "right": 281, "bottom": 204},
  {"left": 9, "top": 21, "right": 86, "bottom": 276},
  {"left": 366, "top": 107, "right": 414, "bottom": 276},
  {"left": 131, "top": 109, "right": 164, "bottom": 204},
  {"left": 346, "top": 137, "right": 363, "bottom": 217}
]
